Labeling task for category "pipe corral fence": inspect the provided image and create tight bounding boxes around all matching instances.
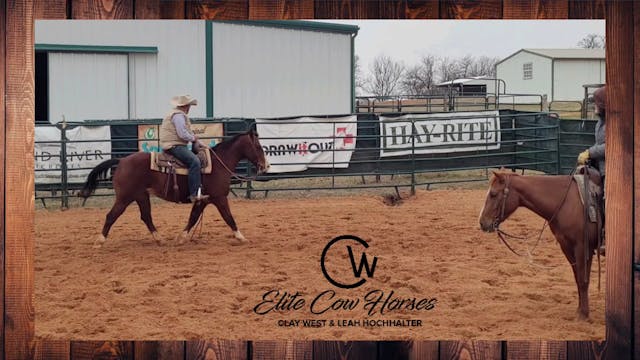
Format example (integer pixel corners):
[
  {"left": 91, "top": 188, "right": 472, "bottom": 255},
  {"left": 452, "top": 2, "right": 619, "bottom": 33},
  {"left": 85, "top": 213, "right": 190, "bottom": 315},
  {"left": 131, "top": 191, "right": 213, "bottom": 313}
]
[
  {"left": 356, "top": 92, "right": 597, "bottom": 120},
  {"left": 35, "top": 110, "right": 596, "bottom": 208}
]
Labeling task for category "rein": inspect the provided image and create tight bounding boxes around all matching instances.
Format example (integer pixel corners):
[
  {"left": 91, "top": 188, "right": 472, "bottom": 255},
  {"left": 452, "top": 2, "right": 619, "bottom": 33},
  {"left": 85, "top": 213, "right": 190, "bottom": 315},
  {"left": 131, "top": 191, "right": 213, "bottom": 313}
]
[
  {"left": 494, "top": 171, "right": 575, "bottom": 261},
  {"left": 209, "top": 135, "right": 262, "bottom": 182}
]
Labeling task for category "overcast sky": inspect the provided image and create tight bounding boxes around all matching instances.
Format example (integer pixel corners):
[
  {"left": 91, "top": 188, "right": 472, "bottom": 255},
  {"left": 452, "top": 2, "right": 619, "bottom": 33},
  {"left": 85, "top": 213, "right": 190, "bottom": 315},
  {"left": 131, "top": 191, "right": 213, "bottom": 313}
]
[{"left": 324, "top": 20, "right": 605, "bottom": 70}]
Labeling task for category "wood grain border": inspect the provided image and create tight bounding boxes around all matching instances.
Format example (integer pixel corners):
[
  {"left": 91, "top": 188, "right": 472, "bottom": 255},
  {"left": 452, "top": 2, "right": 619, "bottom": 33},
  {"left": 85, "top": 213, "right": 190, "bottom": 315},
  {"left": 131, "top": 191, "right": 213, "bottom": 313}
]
[{"left": 3, "top": 1, "right": 634, "bottom": 359}]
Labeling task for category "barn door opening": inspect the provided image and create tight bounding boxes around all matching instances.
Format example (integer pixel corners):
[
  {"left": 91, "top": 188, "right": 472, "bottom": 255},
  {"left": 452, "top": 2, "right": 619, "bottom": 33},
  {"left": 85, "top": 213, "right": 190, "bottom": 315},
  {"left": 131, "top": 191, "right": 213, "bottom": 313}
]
[{"left": 35, "top": 51, "right": 49, "bottom": 123}]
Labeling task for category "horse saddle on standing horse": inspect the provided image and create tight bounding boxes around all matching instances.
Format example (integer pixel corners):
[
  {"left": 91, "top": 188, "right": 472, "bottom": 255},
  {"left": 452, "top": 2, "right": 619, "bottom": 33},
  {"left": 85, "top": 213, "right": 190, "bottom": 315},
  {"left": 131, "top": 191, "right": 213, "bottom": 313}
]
[
  {"left": 573, "top": 165, "right": 603, "bottom": 223},
  {"left": 573, "top": 165, "right": 604, "bottom": 253},
  {"left": 149, "top": 147, "right": 213, "bottom": 175}
]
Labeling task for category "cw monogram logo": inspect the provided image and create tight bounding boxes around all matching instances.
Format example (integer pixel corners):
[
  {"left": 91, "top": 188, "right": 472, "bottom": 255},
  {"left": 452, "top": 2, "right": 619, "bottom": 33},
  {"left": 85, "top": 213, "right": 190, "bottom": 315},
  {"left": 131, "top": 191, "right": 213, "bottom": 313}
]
[{"left": 320, "top": 235, "right": 378, "bottom": 289}]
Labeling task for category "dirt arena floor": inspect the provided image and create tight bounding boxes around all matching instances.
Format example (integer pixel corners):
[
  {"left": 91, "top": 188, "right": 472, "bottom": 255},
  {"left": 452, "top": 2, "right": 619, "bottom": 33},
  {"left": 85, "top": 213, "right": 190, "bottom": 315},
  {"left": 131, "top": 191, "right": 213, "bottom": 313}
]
[{"left": 35, "top": 189, "right": 605, "bottom": 340}]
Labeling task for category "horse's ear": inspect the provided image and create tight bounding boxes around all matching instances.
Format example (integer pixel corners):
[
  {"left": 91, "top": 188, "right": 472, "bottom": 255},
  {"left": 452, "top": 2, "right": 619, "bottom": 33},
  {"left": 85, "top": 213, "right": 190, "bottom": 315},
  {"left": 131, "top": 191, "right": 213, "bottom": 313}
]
[
  {"left": 247, "top": 125, "right": 258, "bottom": 136},
  {"left": 492, "top": 170, "right": 504, "bottom": 183}
]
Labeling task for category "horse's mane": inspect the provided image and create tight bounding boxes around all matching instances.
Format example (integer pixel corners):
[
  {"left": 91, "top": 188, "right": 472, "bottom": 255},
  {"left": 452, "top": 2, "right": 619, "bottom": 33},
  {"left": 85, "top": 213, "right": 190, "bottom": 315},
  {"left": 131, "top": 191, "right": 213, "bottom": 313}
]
[
  {"left": 212, "top": 132, "right": 249, "bottom": 152},
  {"left": 489, "top": 170, "right": 519, "bottom": 185}
]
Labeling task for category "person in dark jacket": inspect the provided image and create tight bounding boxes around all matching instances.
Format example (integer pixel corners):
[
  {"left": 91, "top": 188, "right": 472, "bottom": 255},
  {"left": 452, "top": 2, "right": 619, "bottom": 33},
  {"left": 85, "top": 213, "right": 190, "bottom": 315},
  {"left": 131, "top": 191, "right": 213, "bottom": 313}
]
[
  {"left": 578, "top": 85, "right": 606, "bottom": 179},
  {"left": 577, "top": 85, "right": 606, "bottom": 255}
]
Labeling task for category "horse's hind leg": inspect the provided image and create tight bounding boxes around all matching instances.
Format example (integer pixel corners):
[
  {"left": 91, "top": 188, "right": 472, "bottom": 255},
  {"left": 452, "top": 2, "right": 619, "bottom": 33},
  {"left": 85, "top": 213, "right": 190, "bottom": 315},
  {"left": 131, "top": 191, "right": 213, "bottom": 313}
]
[
  {"left": 177, "top": 201, "right": 208, "bottom": 245},
  {"left": 211, "top": 196, "right": 247, "bottom": 245},
  {"left": 96, "top": 198, "right": 133, "bottom": 248},
  {"left": 135, "top": 192, "right": 163, "bottom": 245}
]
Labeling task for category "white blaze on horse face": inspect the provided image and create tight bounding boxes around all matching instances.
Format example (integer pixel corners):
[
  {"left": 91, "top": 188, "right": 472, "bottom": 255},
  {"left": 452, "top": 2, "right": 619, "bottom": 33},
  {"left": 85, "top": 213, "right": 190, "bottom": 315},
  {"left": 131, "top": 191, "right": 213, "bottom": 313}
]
[
  {"left": 478, "top": 187, "right": 491, "bottom": 226},
  {"left": 264, "top": 157, "right": 271, "bottom": 172}
]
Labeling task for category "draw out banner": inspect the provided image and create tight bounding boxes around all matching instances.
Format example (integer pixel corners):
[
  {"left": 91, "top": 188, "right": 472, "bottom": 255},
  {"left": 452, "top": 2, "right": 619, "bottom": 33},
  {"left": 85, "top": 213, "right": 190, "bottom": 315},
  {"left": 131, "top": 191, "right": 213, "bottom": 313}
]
[
  {"left": 256, "top": 116, "right": 357, "bottom": 173},
  {"left": 138, "top": 123, "right": 224, "bottom": 153},
  {"left": 379, "top": 110, "right": 501, "bottom": 157},
  {"left": 35, "top": 126, "right": 112, "bottom": 184}
]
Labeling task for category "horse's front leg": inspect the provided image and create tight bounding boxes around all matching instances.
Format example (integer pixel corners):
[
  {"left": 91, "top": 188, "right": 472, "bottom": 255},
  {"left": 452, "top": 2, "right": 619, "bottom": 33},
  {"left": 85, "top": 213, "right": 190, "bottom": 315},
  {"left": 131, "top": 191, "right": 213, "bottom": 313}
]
[
  {"left": 573, "top": 240, "right": 592, "bottom": 319},
  {"left": 177, "top": 200, "right": 208, "bottom": 245},
  {"left": 211, "top": 195, "right": 248, "bottom": 245}
]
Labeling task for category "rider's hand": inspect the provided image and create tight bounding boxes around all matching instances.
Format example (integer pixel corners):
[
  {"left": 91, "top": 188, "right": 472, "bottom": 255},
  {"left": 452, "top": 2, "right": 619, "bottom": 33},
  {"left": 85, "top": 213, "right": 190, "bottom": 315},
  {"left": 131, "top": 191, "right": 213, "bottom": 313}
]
[{"left": 577, "top": 150, "right": 590, "bottom": 165}]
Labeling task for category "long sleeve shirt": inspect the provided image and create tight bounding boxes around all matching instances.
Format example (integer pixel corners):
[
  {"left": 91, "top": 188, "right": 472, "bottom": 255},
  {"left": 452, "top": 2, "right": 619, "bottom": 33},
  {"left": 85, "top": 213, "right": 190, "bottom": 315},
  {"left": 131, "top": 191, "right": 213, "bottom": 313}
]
[
  {"left": 171, "top": 113, "right": 196, "bottom": 143},
  {"left": 588, "top": 116, "right": 605, "bottom": 176}
]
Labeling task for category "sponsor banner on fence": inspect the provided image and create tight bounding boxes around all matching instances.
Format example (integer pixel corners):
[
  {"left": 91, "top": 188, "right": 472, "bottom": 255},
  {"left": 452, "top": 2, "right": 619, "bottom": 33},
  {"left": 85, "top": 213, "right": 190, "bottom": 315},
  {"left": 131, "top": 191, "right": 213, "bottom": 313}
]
[
  {"left": 379, "top": 110, "right": 501, "bottom": 157},
  {"left": 138, "top": 122, "right": 224, "bottom": 153},
  {"left": 256, "top": 116, "right": 357, "bottom": 173},
  {"left": 35, "top": 126, "right": 111, "bottom": 184}
]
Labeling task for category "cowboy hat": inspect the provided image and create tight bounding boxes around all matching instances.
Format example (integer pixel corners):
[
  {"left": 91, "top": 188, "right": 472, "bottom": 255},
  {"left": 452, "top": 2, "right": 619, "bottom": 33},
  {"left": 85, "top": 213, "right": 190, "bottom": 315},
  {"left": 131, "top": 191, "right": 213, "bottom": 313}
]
[{"left": 170, "top": 95, "right": 198, "bottom": 107}]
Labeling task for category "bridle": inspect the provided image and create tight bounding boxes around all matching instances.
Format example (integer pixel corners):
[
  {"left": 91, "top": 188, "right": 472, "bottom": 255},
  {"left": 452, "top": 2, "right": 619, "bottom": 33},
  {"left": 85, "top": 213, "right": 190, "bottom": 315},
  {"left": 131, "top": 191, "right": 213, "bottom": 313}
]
[
  {"left": 493, "top": 175, "right": 512, "bottom": 231},
  {"left": 493, "top": 173, "right": 574, "bottom": 258},
  {"left": 209, "top": 133, "right": 265, "bottom": 182}
]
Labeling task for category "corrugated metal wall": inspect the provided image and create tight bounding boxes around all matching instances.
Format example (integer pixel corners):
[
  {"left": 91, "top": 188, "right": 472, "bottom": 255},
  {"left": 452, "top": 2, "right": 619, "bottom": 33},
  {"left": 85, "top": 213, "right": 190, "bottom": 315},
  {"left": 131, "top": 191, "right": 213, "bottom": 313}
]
[
  {"left": 36, "top": 20, "right": 207, "bottom": 121},
  {"left": 48, "top": 53, "right": 129, "bottom": 122},
  {"left": 37, "top": 21, "right": 354, "bottom": 123},
  {"left": 211, "top": 23, "right": 352, "bottom": 118}
]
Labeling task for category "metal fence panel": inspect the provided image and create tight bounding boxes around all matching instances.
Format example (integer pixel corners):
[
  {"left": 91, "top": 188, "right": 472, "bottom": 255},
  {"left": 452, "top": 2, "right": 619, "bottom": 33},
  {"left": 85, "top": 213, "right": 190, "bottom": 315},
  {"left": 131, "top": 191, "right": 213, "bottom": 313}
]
[{"left": 35, "top": 111, "right": 596, "bottom": 206}]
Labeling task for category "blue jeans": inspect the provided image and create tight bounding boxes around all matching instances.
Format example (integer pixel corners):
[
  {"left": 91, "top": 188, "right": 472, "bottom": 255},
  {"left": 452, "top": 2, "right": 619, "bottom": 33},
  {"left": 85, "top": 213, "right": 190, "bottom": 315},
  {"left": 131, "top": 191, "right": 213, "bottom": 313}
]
[{"left": 166, "top": 145, "right": 201, "bottom": 197}]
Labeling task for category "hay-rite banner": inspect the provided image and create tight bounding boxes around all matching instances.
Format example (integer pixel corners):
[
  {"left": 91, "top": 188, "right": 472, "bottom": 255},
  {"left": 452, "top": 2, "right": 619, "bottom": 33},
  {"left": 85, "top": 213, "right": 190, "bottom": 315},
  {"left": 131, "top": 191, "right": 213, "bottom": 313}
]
[
  {"left": 256, "top": 116, "right": 357, "bottom": 173},
  {"left": 379, "top": 110, "right": 501, "bottom": 157},
  {"left": 35, "top": 125, "right": 112, "bottom": 184},
  {"left": 138, "top": 122, "right": 224, "bottom": 153}
]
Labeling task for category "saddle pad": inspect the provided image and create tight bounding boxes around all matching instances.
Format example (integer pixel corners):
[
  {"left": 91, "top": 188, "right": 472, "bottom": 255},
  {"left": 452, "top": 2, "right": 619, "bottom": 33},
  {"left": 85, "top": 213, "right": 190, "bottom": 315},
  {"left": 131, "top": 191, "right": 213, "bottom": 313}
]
[
  {"left": 150, "top": 149, "right": 213, "bottom": 175},
  {"left": 573, "top": 174, "right": 599, "bottom": 223}
]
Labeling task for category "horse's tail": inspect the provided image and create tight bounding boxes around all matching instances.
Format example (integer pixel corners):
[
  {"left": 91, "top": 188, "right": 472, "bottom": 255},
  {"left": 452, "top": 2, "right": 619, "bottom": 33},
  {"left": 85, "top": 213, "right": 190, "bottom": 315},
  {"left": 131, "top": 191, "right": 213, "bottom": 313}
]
[{"left": 78, "top": 158, "right": 120, "bottom": 198}]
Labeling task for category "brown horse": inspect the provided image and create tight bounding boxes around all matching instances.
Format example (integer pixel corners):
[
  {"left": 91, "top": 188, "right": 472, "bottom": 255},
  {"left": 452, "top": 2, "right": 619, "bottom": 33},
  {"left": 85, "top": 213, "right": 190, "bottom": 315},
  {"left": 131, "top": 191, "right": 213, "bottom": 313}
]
[
  {"left": 478, "top": 170, "right": 600, "bottom": 319},
  {"left": 79, "top": 129, "right": 270, "bottom": 248}
]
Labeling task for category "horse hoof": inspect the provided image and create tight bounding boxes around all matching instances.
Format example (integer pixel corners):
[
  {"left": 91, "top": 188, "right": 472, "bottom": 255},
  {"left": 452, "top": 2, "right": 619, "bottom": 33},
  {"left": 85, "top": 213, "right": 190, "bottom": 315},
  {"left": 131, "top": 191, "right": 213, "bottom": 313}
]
[
  {"left": 152, "top": 232, "right": 166, "bottom": 246},
  {"left": 576, "top": 310, "right": 589, "bottom": 320},
  {"left": 233, "top": 230, "right": 248, "bottom": 242},
  {"left": 176, "top": 231, "right": 189, "bottom": 246},
  {"left": 93, "top": 235, "right": 106, "bottom": 248},
  {"left": 229, "top": 238, "right": 248, "bottom": 246}
]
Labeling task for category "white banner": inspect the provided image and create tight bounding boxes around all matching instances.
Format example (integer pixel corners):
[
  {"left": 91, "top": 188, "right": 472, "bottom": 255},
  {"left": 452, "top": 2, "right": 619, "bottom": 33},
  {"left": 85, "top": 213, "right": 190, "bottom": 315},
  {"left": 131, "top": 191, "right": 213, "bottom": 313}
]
[
  {"left": 256, "top": 116, "right": 357, "bottom": 173},
  {"left": 379, "top": 110, "right": 501, "bottom": 157},
  {"left": 35, "top": 126, "right": 112, "bottom": 184}
]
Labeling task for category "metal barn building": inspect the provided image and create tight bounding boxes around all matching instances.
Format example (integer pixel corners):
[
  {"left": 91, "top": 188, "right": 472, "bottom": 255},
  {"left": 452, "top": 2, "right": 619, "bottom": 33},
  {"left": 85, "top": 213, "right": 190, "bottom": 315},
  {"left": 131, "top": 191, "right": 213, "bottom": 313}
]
[
  {"left": 496, "top": 48, "right": 605, "bottom": 101},
  {"left": 34, "top": 20, "right": 358, "bottom": 123}
]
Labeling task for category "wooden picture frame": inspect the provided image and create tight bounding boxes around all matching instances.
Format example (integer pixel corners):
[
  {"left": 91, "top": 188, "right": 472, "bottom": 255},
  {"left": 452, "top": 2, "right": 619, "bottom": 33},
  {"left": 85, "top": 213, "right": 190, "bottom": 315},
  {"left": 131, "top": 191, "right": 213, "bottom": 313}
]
[{"left": 2, "top": 0, "right": 636, "bottom": 359}]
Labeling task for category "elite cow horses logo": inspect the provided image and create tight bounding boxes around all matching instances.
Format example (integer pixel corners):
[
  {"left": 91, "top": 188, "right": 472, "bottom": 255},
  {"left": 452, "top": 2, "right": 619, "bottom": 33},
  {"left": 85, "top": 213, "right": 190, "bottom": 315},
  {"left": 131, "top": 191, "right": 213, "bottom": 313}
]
[
  {"left": 252, "top": 234, "right": 437, "bottom": 331},
  {"left": 320, "top": 235, "right": 378, "bottom": 289}
]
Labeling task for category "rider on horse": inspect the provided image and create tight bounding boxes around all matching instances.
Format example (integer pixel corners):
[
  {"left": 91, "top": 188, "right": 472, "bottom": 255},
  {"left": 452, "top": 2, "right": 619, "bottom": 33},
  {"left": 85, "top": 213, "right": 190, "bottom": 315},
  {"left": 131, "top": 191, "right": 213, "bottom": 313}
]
[
  {"left": 577, "top": 85, "right": 606, "bottom": 254},
  {"left": 160, "top": 95, "right": 210, "bottom": 203}
]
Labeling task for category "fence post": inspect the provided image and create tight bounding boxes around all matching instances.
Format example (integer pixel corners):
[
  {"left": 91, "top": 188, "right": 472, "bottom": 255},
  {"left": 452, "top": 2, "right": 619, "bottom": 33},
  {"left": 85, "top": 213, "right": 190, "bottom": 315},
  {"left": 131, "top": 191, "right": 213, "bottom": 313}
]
[
  {"left": 59, "top": 122, "right": 69, "bottom": 209},
  {"left": 410, "top": 118, "right": 416, "bottom": 196},
  {"left": 332, "top": 120, "right": 336, "bottom": 189},
  {"left": 244, "top": 121, "right": 253, "bottom": 199},
  {"left": 556, "top": 119, "right": 561, "bottom": 175},
  {"left": 245, "top": 166, "right": 253, "bottom": 199}
]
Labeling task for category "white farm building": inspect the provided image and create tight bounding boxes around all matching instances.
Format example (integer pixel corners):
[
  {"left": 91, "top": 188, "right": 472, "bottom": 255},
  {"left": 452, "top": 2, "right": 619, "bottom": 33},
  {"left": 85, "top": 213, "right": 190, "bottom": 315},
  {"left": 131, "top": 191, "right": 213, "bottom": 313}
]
[
  {"left": 496, "top": 48, "right": 605, "bottom": 101},
  {"left": 34, "top": 20, "right": 358, "bottom": 123}
]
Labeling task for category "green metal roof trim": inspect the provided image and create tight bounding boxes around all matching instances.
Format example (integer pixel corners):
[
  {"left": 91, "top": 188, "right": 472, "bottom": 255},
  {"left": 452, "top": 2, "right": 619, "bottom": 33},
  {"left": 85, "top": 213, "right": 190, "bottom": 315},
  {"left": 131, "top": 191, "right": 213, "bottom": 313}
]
[
  {"left": 35, "top": 44, "right": 159, "bottom": 53},
  {"left": 216, "top": 20, "right": 359, "bottom": 35}
]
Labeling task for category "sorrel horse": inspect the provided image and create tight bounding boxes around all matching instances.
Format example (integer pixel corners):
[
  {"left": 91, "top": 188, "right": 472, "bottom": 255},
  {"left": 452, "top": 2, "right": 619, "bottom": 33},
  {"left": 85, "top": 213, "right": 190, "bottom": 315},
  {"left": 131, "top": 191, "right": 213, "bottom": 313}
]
[
  {"left": 79, "top": 129, "right": 270, "bottom": 248},
  {"left": 478, "top": 170, "right": 601, "bottom": 319}
]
